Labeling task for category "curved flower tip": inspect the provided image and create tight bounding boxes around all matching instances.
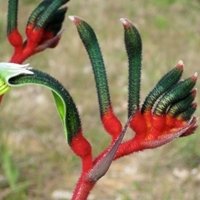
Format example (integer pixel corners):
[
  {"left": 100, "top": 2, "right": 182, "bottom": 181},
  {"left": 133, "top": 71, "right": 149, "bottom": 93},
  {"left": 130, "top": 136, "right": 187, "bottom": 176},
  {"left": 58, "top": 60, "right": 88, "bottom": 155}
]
[
  {"left": 0, "top": 62, "right": 33, "bottom": 95},
  {"left": 192, "top": 72, "right": 198, "bottom": 81},
  {"left": 176, "top": 60, "right": 184, "bottom": 69},
  {"left": 120, "top": 18, "right": 133, "bottom": 28},
  {"left": 68, "top": 15, "right": 82, "bottom": 25}
]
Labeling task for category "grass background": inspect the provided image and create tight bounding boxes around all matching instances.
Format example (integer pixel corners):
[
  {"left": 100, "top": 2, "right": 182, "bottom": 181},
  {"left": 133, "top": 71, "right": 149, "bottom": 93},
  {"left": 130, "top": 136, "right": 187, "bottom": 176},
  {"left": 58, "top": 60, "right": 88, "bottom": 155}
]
[{"left": 0, "top": 0, "right": 200, "bottom": 199}]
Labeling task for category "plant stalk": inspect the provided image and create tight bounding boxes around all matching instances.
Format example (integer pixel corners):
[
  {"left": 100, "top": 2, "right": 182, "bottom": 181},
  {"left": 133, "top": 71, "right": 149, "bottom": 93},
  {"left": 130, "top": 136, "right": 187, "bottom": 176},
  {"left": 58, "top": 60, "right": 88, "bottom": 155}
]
[{"left": 71, "top": 173, "right": 95, "bottom": 200}]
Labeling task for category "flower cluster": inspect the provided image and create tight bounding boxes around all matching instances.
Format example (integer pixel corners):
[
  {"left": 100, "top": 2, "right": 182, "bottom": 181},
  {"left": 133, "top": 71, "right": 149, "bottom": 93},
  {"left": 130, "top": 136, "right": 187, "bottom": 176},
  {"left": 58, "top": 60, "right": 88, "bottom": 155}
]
[
  {"left": 69, "top": 16, "right": 198, "bottom": 162},
  {"left": 7, "top": 0, "right": 68, "bottom": 63}
]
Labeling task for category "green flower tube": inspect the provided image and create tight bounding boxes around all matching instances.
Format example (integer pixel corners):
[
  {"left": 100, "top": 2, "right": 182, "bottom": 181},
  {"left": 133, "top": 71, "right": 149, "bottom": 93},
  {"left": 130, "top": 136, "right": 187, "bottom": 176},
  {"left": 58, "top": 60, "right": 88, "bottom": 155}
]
[
  {"left": 0, "top": 62, "right": 81, "bottom": 144},
  {"left": 0, "top": 62, "right": 92, "bottom": 169}
]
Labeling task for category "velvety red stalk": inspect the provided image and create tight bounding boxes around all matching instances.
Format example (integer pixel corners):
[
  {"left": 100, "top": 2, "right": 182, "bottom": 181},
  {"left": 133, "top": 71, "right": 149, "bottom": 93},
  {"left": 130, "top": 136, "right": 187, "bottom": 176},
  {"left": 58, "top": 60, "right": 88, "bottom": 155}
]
[
  {"left": 9, "top": 27, "right": 44, "bottom": 63},
  {"left": 129, "top": 110, "right": 147, "bottom": 138},
  {"left": 8, "top": 29, "right": 24, "bottom": 63},
  {"left": 71, "top": 173, "right": 95, "bottom": 200},
  {"left": 114, "top": 113, "right": 186, "bottom": 159},
  {"left": 101, "top": 107, "right": 122, "bottom": 140},
  {"left": 8, "top": 29, "right": 23, "bottom": 53},
  {"left": 70, "top": 130, "right": 93, "bottom": 172},
  {"left": 68, "top": 130, "right": 94, "bottom": 200}
]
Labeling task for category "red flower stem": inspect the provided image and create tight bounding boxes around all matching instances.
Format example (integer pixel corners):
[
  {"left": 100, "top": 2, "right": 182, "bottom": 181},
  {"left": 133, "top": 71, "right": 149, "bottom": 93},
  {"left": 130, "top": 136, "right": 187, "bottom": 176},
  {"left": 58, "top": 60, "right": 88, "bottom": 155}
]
[
  {"left": 8, "top": 32, "right": 23, "bottom": 52},
  {"left": 81, "top": 156, "right": 93, "bottom": 173},
  {"left": 71, "top": 173, "right": 95, "bottom": 200},
  {"left": 70, "top": 131, "right": 93, "bottom": 172},
  {"left": 114, "top": 139, "right": 142, "bottom": 159},
  {"left": 93, "top": 141, "right": 131, "bottom": 163},
  {"left": 10, "top": 27, "right": 44, "bottom": 63},
  {"left": 101, "top": 107, "right": 122, "bottom": 140},
  {"left": 10, "top": 44, "right": 36, "bottom": 63},
  {"left": 10, "top": 52, "right": 29, "bottom": 64}
]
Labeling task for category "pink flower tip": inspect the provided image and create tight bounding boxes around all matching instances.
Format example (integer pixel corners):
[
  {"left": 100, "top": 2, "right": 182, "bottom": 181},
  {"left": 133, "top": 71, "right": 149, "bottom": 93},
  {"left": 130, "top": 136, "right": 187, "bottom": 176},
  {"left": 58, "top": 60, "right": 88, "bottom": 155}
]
[
  {"left": 120, "top": 18, "right": 133, "bottom": 28},
  {"left": 176, "top": 60, "right": 184, "bottom": 70},
  {"left": 191, "top": 72, "right": 198, "bottom": 81},
  {"left": 191, "top": 88, "right": 197, "bottom": 97},
  {"left": 68, "top": 15, "right": 82, "bottom": 25}
]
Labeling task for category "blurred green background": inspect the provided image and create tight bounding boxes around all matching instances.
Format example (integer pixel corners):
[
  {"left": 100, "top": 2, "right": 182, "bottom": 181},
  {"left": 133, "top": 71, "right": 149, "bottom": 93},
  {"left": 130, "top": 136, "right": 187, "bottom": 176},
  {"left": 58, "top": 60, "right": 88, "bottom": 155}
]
[{"left": 0, "top": 0, "right": 200, "bottom": 199}]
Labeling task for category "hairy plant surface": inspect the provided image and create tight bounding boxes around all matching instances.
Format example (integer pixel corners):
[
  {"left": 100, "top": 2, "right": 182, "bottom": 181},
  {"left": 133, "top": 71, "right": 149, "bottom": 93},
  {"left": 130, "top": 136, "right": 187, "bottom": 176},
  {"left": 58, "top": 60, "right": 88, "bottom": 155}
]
[{"left": 0, "top": 0, "right": 199, "bottom": 199}]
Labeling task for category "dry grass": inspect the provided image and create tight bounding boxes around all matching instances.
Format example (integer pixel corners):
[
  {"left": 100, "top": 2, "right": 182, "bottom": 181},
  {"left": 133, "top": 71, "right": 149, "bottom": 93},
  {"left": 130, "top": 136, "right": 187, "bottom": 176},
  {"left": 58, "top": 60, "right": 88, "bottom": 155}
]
[{"left": 0, "top": 0, "right": 200, "bottom": 199}]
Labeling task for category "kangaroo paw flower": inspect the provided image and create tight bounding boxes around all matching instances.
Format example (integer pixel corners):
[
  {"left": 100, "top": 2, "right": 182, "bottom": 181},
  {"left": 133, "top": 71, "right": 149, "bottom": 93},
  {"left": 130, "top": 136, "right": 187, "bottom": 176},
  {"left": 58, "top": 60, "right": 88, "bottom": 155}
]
[
  {"left": 7, "top": 0, "right": 69, "bottom": 63},
  {"left": 114, "top": 18, "right": 198, "bottom": 159},
  {"left": 0, "top": 62, "right": 92, "bottom": 171},
  {"left": 120, "top": 18, "right": 142, "bottom": 117},
  {"left": 1, "top": 5, "right": 199, "bottom": 198},
  {"left": 69, "top": 16, "right": 122, "bottom": 139}
]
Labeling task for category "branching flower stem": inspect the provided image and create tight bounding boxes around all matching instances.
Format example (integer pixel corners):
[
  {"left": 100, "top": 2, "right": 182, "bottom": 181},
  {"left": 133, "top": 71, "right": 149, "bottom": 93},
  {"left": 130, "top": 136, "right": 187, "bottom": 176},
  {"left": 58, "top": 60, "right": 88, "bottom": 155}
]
[{"left": 0, "top": 1, "right": 198, "bottom": 199}]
